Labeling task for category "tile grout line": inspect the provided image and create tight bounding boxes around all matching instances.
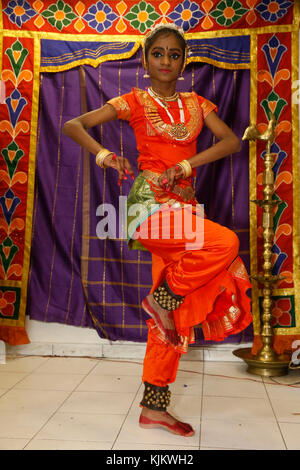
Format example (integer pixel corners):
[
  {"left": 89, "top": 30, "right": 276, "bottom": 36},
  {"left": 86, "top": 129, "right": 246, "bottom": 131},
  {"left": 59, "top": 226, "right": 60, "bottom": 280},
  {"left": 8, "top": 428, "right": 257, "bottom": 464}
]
[
  {"left": 198, "top": 360, "right": 205, "bottom": 450},
  {"left": 1, "top": 357, "right": 200, "bottom": 449},
  {"left": 110, "top": 360, "right": 203, "bottom": 449},
  {"left": 198, "top": 363, "right": 287, "bottom": 450},
  {"left": 262, "top": 377, "right": 288, "bottom": 450},
  {"left": 22, "top": 358, "right": 101, "bottom": 449},
  {"left": 4, "top": 357, "right": 294, "bottom": 450},
  {"left": 0, "top": 356, "right": 53, "bottom": 401},
  {"left": 111, "top": 381, "right": 143, "bottom": 450}
]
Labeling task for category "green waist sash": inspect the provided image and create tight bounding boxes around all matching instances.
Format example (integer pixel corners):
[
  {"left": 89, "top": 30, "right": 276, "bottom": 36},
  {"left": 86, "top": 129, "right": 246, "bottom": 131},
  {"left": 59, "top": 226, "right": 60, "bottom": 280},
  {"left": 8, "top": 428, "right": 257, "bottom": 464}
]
[{"left": 127, "top": 173, "right": 161, "bottom": 251}]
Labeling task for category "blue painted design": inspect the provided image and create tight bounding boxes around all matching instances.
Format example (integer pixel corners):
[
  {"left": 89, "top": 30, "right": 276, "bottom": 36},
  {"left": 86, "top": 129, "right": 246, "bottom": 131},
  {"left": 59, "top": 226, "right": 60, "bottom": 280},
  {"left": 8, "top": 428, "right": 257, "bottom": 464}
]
[
  {"left": 168, "top": 0, "right": 204, "bottom": 31},
  {"left": 0, "top": 188, "right": 21, "bottom": 224},
  {"left": 6, "top": 89, "right": 27, "bottom": 128},
  {"left": 256, "top": 0, "right": 293, "bottom": 23},
  {"left": 4, "top": 0, "right": 36, "bottom": 28},
  {"left": 262, "top": 35, "right": 287, "bottom": 78}
]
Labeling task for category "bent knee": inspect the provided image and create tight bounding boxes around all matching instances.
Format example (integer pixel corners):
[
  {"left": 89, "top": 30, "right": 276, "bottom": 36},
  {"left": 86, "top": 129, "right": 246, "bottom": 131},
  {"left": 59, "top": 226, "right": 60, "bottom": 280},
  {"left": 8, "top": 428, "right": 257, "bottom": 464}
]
[
  {"left": 220, "top": 227, "right": 239, "bottom": 258},
  {"left": 227, "top": 228, "right": 240, "bottom": 257}
]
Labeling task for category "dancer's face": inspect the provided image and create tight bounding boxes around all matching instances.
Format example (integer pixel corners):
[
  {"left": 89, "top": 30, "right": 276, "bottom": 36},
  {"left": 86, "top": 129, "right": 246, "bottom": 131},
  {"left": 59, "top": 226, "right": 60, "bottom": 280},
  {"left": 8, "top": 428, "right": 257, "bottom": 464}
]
[{"left": 146, "top": 33, "right": 184, "bottom": 84}]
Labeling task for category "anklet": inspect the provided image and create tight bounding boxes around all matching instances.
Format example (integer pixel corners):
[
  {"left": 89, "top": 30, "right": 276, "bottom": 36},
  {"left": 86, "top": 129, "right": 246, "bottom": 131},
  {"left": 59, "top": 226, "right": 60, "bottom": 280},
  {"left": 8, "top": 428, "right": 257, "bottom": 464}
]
[
  {"left": 140, "top": 381, "right": 171, "bottom": 412},
  {"left": 153, "top": 279, "right": 184, "bottom": 311}
]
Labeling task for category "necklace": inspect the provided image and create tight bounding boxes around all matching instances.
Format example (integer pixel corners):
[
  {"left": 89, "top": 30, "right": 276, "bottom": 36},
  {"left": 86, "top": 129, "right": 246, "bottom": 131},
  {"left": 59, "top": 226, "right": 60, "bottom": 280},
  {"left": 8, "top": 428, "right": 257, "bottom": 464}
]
[
  {"left": 147, "top": 87, "right": 190, "bottom": 141},
  {"left": 149, "top": 87, "right": 179, "bottom": 102}
]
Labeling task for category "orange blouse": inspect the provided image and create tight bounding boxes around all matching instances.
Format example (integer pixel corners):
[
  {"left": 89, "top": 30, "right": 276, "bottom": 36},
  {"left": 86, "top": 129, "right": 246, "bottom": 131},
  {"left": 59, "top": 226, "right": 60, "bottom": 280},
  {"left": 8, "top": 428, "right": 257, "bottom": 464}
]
[{"left": 107, "top": 87, "right": 217, "bottom": 174}]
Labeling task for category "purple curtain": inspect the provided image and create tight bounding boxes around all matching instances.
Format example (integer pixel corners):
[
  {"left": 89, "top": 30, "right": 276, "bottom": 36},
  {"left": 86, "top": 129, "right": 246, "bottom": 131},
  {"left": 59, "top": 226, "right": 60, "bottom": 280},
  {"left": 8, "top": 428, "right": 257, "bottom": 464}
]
[{"left": 27, "top": 48, "right": 253, "bottom": 345}]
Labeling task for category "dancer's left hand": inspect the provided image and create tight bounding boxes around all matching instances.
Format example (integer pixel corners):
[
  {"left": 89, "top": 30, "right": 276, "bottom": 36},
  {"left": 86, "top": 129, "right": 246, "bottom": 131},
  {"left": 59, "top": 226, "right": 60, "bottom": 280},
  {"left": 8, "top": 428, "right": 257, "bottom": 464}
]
[{"left": 103, "top": 153, "right": 135, "bottom": 186}]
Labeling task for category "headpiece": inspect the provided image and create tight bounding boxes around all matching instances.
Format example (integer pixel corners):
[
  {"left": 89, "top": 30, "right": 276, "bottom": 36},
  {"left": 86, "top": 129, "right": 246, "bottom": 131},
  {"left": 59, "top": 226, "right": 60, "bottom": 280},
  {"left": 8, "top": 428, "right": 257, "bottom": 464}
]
[
  {"left": 143, "top": 23, "right": 185, "bottom": 45},
  {"left": 142, "top": 23, "right": 187, "bottom": 80}
]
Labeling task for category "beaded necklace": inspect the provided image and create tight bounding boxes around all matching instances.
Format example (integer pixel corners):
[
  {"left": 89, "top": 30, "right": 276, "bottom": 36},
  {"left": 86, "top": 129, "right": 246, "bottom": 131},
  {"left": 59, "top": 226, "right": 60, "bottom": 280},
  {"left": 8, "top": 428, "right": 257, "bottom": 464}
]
[{"left": 147, "top": 87, "right": 190, "bottom": 141}]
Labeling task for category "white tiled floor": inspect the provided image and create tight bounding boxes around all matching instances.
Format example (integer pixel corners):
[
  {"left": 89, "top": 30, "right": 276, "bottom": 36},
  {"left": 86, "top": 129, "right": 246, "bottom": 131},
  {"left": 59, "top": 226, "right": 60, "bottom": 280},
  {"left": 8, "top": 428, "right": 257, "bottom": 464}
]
[{"left": 0, "top": 355, "right": 299, "bottom": 450}]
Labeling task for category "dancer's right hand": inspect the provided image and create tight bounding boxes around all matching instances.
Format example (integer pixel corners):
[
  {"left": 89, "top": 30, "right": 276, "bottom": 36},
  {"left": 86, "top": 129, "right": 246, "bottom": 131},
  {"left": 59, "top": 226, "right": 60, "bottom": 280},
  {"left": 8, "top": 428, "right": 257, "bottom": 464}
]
[
  {"left": 158, "top": 164, "right": 184, "bottom": 191},
  {"left": 103, "top": 154, "right": 135, "bottom": 185}
]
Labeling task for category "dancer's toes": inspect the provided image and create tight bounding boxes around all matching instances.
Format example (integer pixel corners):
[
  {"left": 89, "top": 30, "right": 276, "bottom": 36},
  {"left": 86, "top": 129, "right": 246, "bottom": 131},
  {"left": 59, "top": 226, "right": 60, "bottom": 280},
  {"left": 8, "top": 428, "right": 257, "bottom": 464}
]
[{"left": 175, "top": 421, "right": 194, "bottom": 436}]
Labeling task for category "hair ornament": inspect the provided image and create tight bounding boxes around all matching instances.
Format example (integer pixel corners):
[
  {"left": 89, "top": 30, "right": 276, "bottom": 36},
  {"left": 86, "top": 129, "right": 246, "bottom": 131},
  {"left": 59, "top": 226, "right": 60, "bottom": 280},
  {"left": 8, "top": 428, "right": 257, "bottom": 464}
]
[
  {"left": 143, "top": 23, "right": 185, "bottom": 46},
  {"left": 142, "top": 23, "right": 188, "bottom": 80}
]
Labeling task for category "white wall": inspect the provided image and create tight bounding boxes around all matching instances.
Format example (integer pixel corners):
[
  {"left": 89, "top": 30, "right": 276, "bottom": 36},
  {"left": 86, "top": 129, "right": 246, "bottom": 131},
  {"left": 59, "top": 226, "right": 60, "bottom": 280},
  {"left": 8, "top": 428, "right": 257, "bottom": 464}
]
[{"left": 6, "top": 316, "right": 249, "bottom": 362}]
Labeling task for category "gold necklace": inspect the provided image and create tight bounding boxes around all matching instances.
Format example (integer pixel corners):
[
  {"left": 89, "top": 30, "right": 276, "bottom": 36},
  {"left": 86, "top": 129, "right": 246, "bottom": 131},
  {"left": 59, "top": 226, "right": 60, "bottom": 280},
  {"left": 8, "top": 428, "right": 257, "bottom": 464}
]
[
  {"left": 149, "top": 87, "right": 179, "bottom": 103},
  {"left": 147, "top": 88, "right": 190, "bottom": 141}
]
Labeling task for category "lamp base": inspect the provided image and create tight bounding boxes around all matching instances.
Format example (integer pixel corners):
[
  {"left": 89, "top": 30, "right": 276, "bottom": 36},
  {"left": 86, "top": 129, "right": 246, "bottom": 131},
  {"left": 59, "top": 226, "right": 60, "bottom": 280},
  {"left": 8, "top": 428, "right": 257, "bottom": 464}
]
[{"left": 233, "top": 347, "right": 290, "bottom": 377}]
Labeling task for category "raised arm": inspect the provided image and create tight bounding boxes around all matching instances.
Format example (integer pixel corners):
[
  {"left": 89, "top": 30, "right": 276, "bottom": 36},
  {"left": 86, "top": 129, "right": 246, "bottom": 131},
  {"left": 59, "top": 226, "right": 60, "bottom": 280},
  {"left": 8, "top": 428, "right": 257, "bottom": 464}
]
[
  {"left": 63, "top": 104, "right": 117, "bottom": 156},
  {"left": 63, "top": 104, "right": 134, "bottom": 182},
  {"left": 188, "top": 111, "right": 241, "bottom": 169},
  {"left": 158, "top": 111, "right": 241, "bottom": 190}
]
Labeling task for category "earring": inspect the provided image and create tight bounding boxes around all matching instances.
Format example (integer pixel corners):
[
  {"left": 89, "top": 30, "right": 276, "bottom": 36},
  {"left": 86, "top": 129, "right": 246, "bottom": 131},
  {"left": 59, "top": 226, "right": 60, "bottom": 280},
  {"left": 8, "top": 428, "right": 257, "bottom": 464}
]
[
  {"left": 142, "top": 47, "right": 150, "bottom": 78},
  {"left": 178, "top": 47, "right": 187, "bottom": 81}
]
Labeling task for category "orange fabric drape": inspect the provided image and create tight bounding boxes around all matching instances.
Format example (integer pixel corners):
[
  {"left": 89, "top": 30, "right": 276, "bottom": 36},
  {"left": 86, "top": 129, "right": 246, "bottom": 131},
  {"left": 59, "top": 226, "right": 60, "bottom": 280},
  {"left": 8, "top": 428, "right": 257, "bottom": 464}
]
[
  {"left": 0, "top": 326, "right": 30, "bottom": 345},
  {"left": 138, "top": 205, "right": 252, "bottom": 355}
]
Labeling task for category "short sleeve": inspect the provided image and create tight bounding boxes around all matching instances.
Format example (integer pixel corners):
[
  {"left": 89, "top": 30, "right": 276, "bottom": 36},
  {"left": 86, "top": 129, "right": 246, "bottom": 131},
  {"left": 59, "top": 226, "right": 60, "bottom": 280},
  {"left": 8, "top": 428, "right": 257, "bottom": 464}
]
[
  {"left": 106, "top": 92, "right": 134, "bottom": 121},
  {"left": 196, "top": 95, "right": 218, "bottom": 119}
]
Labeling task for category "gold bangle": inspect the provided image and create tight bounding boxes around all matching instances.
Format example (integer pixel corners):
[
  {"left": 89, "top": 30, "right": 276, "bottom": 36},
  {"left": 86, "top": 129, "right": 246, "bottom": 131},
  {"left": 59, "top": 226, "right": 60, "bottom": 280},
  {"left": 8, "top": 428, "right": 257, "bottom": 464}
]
[
  {"left": 95, "top": 148, "right": 113, "bottom": 168},
  {"left": 177, "top": 159, "right": 192, "bottom": 178},
  {"left": 182, "top": 160, "right": 192, "bottom": 177}
]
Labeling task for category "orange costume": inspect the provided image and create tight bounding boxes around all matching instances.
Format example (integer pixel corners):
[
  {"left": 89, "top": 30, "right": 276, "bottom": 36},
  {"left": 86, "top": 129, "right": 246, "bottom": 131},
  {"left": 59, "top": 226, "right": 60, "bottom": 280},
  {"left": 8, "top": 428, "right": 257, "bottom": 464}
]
[{"left": 107, "top": 88, "right": 252, "bottom": 389}]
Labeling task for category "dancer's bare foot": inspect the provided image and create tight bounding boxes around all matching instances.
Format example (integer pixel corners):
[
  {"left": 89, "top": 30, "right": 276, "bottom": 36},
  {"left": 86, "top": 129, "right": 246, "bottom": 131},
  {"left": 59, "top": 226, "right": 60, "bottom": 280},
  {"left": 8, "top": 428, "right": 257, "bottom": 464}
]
[
  {"left": 139, "top": 407, "right": 194, "bottom": 437},
  {"left": 142, "top": 294, "right": 178, "bottom": 345}
]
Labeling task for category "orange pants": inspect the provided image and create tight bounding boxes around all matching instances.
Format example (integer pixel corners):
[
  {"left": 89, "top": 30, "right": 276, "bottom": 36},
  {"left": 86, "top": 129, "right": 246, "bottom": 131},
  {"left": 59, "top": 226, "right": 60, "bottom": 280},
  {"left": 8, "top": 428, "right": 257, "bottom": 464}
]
[
  {"left": 135, "top": 205, "right": 252, "bottom": 387},
  {"left": 142, "top": 327, "right": 182, "bottom": 387}
]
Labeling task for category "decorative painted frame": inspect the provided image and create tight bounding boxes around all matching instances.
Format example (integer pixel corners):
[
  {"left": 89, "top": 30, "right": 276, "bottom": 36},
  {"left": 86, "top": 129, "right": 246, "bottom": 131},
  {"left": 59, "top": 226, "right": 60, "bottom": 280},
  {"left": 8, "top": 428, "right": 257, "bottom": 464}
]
[{"left": 0, "top": 0, "right": 299, "bottom": 353}]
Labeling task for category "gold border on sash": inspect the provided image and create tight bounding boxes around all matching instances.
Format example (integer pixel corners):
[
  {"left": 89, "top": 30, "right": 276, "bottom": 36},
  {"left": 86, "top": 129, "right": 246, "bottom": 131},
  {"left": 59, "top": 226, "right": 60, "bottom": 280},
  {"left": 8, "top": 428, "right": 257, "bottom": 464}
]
[
  {"left": 266, "top": 27, "right": 300, "bottom": 338},
  {"left": 40, "top": 48, "right": 251, "bottom": 73},
  {"left": 287, "top": 27, "right": 300, "bottom": 337},
  {"left": 18, "top": 37, "right": 41, "bottom": 327},
  {"left": 1, "top": 24, "right": 296, "bottom": 41},
  {"left": 1, "top": 24, "right": 296, "bottom": 75},
  {"left": 40, "top": 42, "right": 141, "bottom": 72},
  {"left": 0, "top": 0, "right": 3, "bottom": 35},
  {"left": 294, "top": 1, "right": 300, "bottom": 26},
  {"left": 186, "top": 56, "right": 249, "bottom": 70},
  {"left": 252, "top": 26, "right": 300, "bottom": 338},
  {"left": 0, "top": 36, "right": 40, "bottom": 328},
  {"left": 0, "top": 31, "right": 3, "bottom": 103}
]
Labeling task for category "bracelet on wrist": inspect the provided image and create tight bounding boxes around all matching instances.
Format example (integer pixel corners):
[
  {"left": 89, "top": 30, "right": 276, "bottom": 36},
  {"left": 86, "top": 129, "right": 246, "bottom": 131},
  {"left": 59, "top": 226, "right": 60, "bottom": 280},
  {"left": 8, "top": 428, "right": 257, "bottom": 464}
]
[
  {"left": 95, "top": 148, "right": 114, "bottom": 168},
  {"left": 176, "top": 159, "right": 192, "bottom": 178}
]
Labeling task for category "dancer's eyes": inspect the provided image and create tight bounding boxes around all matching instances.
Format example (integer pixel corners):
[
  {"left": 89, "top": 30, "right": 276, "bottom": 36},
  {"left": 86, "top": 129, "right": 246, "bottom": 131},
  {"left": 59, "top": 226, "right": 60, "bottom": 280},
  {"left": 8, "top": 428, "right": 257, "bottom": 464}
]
[{"left": 151, "top": 51, "right": 181, "bottom": 60}]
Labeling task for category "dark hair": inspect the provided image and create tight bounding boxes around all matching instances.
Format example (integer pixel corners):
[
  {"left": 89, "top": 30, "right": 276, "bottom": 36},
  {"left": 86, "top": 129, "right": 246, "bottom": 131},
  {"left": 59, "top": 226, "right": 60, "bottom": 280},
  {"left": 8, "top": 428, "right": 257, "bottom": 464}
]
[{"left": 144, "top": 27, "right": 187, "bottom": 65}]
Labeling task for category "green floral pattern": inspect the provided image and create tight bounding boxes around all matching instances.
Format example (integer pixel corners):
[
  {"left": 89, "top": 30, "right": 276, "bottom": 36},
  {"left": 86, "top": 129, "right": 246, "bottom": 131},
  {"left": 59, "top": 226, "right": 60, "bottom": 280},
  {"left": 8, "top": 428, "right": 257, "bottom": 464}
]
[
  {"left": 42, "top": 0, "right": 77, "bottom": 31},
  {"left": 125, "top": 1, "right": 160, "bottom": 33},
  {"left": 211, "top": 0, "right": 247, "bottom": 26}
]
